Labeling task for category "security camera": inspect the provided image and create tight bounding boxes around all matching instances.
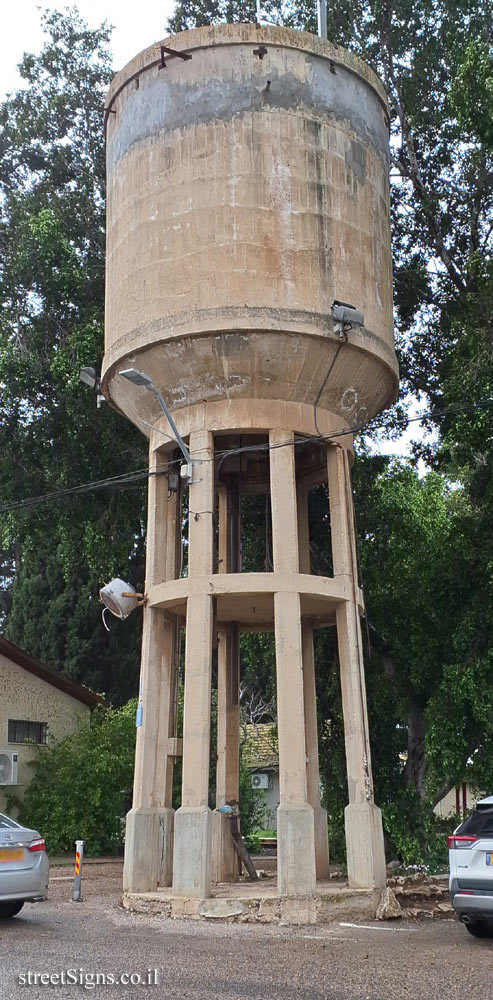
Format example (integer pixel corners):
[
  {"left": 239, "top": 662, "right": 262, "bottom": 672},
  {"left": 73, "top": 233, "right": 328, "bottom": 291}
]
[
  {"left": 331, "top": 301, "right": 365, "bottom": 328},
  {"left": 80, "top": 367, "right": 105, "bottom": 407}
]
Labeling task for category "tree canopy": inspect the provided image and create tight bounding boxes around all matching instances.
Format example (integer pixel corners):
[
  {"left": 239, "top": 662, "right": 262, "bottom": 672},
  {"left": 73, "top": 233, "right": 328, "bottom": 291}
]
[{"left": 0, "top": 10, "right": 146, "bottom": 702}]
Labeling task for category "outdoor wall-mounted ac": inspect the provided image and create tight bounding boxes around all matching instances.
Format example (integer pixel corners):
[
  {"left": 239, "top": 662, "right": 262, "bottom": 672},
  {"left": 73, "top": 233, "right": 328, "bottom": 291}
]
[
  {"left": 0, "top": 751, "right": 18, "bottom": 786},
  {"left": 251, "top": 772, "right": 269, "bottom": 790}
]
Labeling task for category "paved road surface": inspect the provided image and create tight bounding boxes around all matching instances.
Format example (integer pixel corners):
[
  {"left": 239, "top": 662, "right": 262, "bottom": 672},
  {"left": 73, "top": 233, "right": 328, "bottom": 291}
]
[{"left": 0, "top": 884, "right": 491, "bottom": 999}]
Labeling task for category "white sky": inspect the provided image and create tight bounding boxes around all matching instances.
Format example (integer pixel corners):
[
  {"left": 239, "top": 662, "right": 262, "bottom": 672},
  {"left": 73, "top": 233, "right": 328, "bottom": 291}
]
[{"left": 1, "top": 0, "right": 176, "bottom": 99}]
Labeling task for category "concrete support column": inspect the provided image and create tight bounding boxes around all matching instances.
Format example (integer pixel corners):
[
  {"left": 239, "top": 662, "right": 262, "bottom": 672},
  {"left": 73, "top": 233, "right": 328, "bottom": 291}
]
[
  {"left": 124, "top": 446, "right": 177, "bottom": 893},
  {"left": 270, "top": 429, "right": 316, "bottom": 896},
  {"left": 213, "top": 622, "right": 240, "bottom": 882},
  {"left": 327, "top": 444, "right": 386, "bottom": 890},
  {"left": 173, "top": 430, "right": 214, "bottom": 898},
  {"left": 213, "top": 481, "right": 240, "bottom": 882},
  {"left": 302, "top": 626, "right": 330, "bottom": 880}
]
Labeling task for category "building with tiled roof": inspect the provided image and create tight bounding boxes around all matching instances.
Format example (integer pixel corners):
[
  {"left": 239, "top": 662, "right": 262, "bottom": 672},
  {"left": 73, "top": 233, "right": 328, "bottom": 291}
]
[{"left": 241, "top": 723, "right": 279, "bottom": 830}]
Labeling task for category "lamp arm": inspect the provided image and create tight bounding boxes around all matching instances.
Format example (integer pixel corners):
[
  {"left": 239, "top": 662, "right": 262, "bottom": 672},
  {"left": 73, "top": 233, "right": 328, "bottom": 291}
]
[{"left": 149, "top": 386, "right": 193, "bottom": 467}]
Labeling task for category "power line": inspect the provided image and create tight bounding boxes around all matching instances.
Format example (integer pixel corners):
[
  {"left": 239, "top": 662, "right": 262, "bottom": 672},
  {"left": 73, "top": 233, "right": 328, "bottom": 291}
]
[
  {"left": 1, "top": 396, "right": 492, "bottom": 517},
  {"left": 0, "top": 466, "right": 170, "bottom": 515}
]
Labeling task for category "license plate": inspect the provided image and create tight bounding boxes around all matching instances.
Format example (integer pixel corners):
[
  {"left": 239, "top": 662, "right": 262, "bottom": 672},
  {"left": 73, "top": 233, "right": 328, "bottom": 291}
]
[
  {"left": 486, "top": 854, "right": 493, "bottom": 866},
  {"left": 0, "top": 849, "right": 24, "bottom": 862}
]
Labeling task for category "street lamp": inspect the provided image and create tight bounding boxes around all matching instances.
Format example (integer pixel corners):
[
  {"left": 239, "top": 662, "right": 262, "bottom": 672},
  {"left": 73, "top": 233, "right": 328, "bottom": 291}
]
[{"left": 119, "top": 368, "right": 193, "bottom": 483}]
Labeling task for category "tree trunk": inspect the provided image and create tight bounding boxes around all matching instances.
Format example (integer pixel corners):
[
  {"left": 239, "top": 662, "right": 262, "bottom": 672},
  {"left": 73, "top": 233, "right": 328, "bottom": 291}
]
[{"left": 403, "top": 703, "right": 427, "bottom": 801}]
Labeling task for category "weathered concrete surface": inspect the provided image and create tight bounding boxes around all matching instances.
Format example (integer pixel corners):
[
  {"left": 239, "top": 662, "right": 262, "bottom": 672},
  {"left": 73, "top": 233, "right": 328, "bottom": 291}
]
[
  {"left": 102, "top": 23, "right": 397, "bottom": 431},
  {"left": 276, "top": 805, "right": 316, "bottom": 897},
  {"left": 344, "top": 803, "right": 387, "bottom": 890},
  {"left": 211, "top": 810, "right": 240, "bottom": 884},
  {"left": 172, "top": 805, "right": 212, "bottom": 899},
  {"left": 123, "top": 807, "right": 174, "bottom": 894},
  {"left": 122, "top": 879, "right": 382, "bottom": 926}
]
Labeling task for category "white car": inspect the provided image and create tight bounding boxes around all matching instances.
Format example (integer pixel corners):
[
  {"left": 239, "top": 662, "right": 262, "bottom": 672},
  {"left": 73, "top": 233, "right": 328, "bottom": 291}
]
[
  {"left": 448, "top": 795, "right": 493, "bottom": 937},
  {"left": 0, "top": 813, "right": 49, "bottom": 919}
]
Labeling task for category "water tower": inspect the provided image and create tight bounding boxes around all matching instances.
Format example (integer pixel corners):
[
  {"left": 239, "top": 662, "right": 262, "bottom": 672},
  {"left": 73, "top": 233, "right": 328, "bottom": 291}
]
[{"left": 102, "top": 23, "right": 398, "bottom": 901}]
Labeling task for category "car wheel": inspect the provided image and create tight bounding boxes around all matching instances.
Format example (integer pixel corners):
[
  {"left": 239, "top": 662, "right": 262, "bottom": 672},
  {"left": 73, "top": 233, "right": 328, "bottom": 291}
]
[
  {"left": 464, "top": 920, "right": 493, "bottom": 938},
  {"left": 0, "top": 901, "right": 24, "bottom": 919}
]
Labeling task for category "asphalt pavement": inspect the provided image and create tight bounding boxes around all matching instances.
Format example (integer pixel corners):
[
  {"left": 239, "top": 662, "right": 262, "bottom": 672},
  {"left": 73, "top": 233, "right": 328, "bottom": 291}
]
[{"left": 0, "top": 881, "right": 492, "bottom": 999}]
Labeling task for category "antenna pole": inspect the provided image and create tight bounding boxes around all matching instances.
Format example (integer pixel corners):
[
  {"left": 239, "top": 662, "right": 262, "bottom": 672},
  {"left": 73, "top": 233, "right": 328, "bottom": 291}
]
[{"left": 317, "top": 1, "right": 327, "bottom": 39}]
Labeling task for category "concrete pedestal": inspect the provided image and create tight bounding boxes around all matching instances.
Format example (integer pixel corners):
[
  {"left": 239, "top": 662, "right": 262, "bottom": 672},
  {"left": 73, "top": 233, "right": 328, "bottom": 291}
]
[
  {"left": 211, "top": 810, "right": 240, "bottom": 883},
  {"left": 344, "top": 802, "right": 386, "bottom": 889},
  {"left": 172, "top": 805, "right": 212, "bottom": 898},
  {"left": 123, "top": 807, "right": 174, "bottom": 893},
  {"left": 157, "top": 807, "right": 174, "bottom": 887},
  {"left": 277, "top": 804, "right": 316, "bottom": 896},
  {"left": 313, "top": 804, "right": 330, "bottom": 881}
]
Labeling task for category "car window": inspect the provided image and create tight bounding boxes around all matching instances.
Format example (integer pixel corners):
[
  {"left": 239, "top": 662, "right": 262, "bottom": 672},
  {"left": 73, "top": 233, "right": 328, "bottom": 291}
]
[
  {"left": 0, "top": 813, "right": 21, "bottom": 829},
  {"left": 457, "top": 808, "right": 493, "bottom": 837}
]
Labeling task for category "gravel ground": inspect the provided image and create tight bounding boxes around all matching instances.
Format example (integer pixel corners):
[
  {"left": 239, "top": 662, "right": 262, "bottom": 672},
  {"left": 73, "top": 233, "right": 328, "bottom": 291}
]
[{"left": 0, "top": 861, "right": 492, "bottom": 999}]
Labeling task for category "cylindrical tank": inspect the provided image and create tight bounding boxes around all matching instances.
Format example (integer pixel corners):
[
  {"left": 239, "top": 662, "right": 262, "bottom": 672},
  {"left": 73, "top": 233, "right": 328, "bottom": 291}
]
[{"left": 102, "top": 24, "right": 398, "bottom": 432}]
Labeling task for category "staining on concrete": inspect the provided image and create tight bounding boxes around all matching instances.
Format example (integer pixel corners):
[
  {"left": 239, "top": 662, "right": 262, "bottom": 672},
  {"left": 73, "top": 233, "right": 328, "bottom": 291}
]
[
  {"left": 107, "top": 63, "right": 389, "bottom": 175},
  {"left": 345, "top": 139, "right": 367, "bottom": 184}
]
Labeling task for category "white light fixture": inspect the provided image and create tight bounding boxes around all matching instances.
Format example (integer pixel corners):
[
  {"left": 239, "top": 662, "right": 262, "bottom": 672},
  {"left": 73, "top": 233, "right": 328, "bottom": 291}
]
[
  {"left": 119, "top": 368, "right": 193, "bottom": 483},
  {"left": 99, "top": 579, "right": 143, "bottom": 630}
]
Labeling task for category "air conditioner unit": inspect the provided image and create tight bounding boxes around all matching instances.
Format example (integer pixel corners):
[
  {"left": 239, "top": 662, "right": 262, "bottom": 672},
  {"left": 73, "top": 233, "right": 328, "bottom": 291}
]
[
  {"left": 251, "top": 772, "right": 269, "bottom": 790},
  {"left": 0, "top": 752, "right": 18, "bottom": 785}
]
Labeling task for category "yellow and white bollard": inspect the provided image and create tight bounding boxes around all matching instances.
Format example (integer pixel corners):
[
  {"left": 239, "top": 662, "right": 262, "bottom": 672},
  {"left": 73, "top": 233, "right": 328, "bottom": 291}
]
[{"left": 72, "top": 840, "right": 84, "bottom": 902}]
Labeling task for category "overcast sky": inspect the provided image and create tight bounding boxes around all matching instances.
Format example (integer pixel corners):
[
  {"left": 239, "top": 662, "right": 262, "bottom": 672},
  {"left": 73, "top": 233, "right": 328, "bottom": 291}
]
[{"left": 1, "top": 0, "right": 177, "bottom": 99}]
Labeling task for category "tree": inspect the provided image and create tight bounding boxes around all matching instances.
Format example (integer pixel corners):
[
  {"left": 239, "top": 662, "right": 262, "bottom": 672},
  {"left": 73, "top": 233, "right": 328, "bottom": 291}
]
[
  {"left": 168, "top": 1, "right": 298, "bottom": 33},
  {"left": 0, "top": 10, "right": 146, "bottom": 700}
]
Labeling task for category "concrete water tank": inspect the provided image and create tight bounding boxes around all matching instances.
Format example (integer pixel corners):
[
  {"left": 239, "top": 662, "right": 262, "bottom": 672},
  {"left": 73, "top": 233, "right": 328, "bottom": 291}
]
[{"left": 102, "top": 24, "right": 397, "bottom": 431}]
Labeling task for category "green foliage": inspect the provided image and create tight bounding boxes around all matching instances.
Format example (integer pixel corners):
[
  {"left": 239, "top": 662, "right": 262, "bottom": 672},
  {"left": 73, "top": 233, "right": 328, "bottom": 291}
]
[
  {"left": 167, "top": 1, "right": 303, "bottom": 33},
  {"left": 0, "top": 9, "right": 146, "bottom": 699},
  {"left": 381, "top": 790, "right": 452, "bottom": 872},
  {"left": 7, "top": 702, "right": 137, "bottom": 855}
]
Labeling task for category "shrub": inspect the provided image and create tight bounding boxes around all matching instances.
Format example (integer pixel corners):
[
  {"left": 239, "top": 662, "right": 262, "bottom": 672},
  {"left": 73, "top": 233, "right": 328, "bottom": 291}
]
[{"left": 7, "top": 701, "right": 137, "bottom": 856}]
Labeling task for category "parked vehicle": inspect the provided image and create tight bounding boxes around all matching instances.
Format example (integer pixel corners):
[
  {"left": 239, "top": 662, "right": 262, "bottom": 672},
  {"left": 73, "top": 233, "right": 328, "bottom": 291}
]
[
  {"left": 449, "top": 795, "right": 493, "bottom": 937},
  {"left": 0, "top": 812, "right": 49, "bottom": 919}
]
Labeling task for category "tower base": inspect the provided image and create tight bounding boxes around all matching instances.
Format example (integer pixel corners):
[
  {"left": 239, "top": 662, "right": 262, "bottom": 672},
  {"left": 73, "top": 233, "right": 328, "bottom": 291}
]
[
  {"left": 277, "top": 804, "right": 316, "bottom": 896},
  {"left": 344, "top": 802, "right": 386, "bottom": 889},
  {"left": 172, "top": 805, "right": 212, "bottom": 898},
  {"left": 211, "top": 810, "right": 240, "bottom": 882},
  {"left": 123, "top": 807, "right": 174, "bottom": 893}
]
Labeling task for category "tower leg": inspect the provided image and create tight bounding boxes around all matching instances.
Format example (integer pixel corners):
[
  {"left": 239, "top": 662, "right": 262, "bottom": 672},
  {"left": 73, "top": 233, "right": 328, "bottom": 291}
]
[
  {"left": 124, "top": 447, "right": 176, "bottom": 893},
  {"left": 212, "top": 623, "right": 240, "bottom": 881},
  {"left": 212, "top": 479, "right": 241, "bottom": 882},
  {"left": 302, "top": 627, "right": 330, "bottom": 880},
  {"left": 172, "top": 430, "right": 215, "bottom": 898},
  {"left": 270, "top": 430, "right": 316, "bottom": 896},
  {"left": 327, "top": 444, "right": 386, "bottom": 890}
]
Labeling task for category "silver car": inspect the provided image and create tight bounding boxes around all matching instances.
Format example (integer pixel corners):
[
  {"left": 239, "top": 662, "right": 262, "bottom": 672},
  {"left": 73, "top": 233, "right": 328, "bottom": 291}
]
[{"left": 0, "top": 812, "right": 49, "bottom": 919}]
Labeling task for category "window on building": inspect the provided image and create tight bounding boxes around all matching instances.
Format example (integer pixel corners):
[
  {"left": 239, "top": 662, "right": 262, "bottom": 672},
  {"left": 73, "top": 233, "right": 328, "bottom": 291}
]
[{"left": 8, "top": 720, "right": 48, "bottom": 745}]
